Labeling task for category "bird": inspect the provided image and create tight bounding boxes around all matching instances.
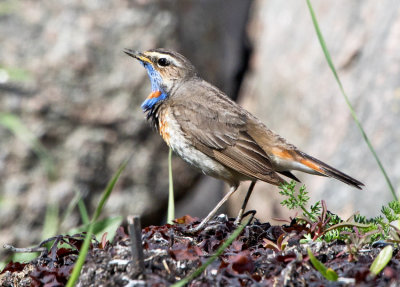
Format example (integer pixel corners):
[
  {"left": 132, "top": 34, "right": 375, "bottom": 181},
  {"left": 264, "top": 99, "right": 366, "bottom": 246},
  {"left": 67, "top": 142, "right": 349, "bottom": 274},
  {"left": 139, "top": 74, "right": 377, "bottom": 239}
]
[{"left": 124, "top": 48, "right": 364, "bottom": 233}]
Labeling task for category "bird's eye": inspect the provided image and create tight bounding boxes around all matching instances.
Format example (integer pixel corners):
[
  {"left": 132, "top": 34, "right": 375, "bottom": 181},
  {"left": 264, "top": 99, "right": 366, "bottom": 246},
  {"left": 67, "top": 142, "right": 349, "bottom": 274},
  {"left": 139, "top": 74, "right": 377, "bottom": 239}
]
[{"left": 157, "top": 58, "right": 170, "bottom": 67}]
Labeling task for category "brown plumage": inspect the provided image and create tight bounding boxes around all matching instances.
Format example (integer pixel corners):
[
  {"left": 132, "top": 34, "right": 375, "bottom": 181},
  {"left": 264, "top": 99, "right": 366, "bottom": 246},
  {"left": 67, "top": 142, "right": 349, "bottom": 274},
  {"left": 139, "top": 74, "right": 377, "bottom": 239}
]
[{"left": 124, "top": 48, "right": 364, "bottom": 232}]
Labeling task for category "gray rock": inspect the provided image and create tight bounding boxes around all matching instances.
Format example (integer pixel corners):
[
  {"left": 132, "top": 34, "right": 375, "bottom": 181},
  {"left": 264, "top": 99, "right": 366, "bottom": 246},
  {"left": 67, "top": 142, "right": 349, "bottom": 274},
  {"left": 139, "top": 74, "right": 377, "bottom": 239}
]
[
  {"left": 0, "top": 0, "right": 252, "bottom": 256},
  {"left": 239, "top": 0, "right": 400, "bottom": 219}
]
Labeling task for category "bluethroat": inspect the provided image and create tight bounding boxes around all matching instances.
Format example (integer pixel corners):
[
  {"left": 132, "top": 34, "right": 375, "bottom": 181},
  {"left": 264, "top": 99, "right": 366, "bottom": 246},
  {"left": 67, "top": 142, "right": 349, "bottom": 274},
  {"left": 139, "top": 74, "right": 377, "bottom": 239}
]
[{"left": 124, "top": 48, "right": 363, "bottom": 232}]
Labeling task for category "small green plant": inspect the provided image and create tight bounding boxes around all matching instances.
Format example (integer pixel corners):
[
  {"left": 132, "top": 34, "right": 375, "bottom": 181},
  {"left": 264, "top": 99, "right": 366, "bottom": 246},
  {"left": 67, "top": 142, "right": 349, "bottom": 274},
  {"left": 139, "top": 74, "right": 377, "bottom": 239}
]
[
  {"left": 307, "top": 247, "right": 338, "bottom": 281},
  {"left": 381, "top": 201, "right": 400, "bottom": 228},
  {"left": 372, "top": 201, "right": 400, "bottom": 242},
  {"left": 348, "top": 200, "right": 400, "bottom": 243},
  {"left": 370, "top": 245, "right": 393, "bottom": 276},
  {"left": 278, "top": 181, "right": 400, "bottom": 247},
  {"left": 279, "top": 181, "right": 318, "bottom": 221},
  {"left": 340, "top": 227, "right": 381, "bottom": 261},
  {"left": 263, "top": 233, "right": 289, "bottom": 252},
  {"left": 279, "top": 182, "right": 344, "bottom": 241}
]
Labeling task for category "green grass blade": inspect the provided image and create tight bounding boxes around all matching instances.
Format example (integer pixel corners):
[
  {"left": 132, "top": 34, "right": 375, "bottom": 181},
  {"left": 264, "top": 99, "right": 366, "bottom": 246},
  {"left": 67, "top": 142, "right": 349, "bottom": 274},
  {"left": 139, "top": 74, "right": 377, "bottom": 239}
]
[
  {"left": 305, "top": 0, "right": 396, "bottom": 199},
  {"left": 172, "top": 215, "right": 252, "bottom": 287},
  {"left": 370, "top": 245, "right": 393, "bottom": 276},
  {"left": 92, "top": 160, "right": 128, "bottom": 222},
  {"left": 307, "top": 247, "right": 338, "bottom": 281},
  {"left": 66, "top": 160, "right": 127, "bottom": 287},
  {"left": 65, "top": 222, "right": 94, "bottom": 287},
  {"left": 167, "top": 148, "right": 175, "bottom": 224}
]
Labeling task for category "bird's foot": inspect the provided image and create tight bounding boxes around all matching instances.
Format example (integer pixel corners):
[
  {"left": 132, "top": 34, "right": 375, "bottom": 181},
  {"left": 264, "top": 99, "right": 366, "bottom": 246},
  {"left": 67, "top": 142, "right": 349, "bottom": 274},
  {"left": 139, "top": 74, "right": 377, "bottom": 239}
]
[
  {"left": 234, "top": 210, "right": 257, "bottom": 226},
  {"left": 234, "top": 209, "right": 244, "bottom": 226},
  {"left": 186, "top": 214, "right": 229, "bottom": 234}
]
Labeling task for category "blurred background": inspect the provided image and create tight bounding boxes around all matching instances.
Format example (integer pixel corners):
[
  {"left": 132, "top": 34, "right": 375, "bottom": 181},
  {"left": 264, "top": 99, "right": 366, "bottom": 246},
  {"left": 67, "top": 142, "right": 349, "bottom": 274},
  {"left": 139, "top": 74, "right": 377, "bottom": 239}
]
[{"left": 0, "top": 0, "right": 399, "bottom": 261}]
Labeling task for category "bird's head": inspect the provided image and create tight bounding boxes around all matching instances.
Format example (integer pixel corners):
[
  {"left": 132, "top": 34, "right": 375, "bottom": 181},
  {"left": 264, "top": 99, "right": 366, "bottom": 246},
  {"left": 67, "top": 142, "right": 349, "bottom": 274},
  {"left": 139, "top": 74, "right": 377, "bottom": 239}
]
[{"left": 124, "top": 48, "right": 197, "bottom": 111}]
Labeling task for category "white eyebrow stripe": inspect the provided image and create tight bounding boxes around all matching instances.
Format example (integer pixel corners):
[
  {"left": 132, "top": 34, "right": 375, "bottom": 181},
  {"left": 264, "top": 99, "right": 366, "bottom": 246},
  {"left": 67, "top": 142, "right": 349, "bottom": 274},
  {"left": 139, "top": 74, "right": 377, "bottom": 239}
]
[
  {"left": 145, "top": 52, "right": 182, "bottom": 67},
  {"left": 165, "top": 55, "right": 182, "bottom": 67}
]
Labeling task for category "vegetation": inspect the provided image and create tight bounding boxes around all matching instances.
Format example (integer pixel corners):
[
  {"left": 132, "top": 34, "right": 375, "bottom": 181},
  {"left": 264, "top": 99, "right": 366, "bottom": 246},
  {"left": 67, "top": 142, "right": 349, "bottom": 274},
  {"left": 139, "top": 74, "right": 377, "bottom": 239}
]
[{"left": 279, "top": 181, "right": 400, "bottom": 245}]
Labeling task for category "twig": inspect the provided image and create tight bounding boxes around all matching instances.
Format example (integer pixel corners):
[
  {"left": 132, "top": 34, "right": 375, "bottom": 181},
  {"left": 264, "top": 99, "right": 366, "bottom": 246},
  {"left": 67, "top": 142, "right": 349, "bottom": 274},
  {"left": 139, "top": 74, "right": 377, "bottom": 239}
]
[
  {"left": 127, "top": 215, "right": 145, "bottom": 275},
  {"left": 3, "top": 244, "right": 47, "bottom": 253}
]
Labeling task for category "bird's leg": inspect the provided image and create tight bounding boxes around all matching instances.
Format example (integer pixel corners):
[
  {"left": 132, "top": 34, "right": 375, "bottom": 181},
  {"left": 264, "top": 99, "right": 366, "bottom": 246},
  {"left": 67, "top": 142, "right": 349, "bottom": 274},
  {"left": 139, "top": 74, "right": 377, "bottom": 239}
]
[
  {"left": 234, "top": 181, "right": 256, "bottom": 225},
  {"left": 187, "top": 185, "right": 238, "bottom": 233}
]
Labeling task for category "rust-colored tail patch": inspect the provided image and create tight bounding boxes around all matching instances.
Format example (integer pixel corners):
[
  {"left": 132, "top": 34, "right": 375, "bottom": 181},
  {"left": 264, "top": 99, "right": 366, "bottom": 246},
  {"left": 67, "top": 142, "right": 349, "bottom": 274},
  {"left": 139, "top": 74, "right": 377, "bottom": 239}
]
[
  {"left": 297, "top": 151, "right": 364, "bottom": 189},
  {"left": 300, "top": 158, "right": 324, "bottom": 173},
  {"left": 272, "top": 148, "right": 324, "bottom": 174},
  {"left": 271, "top": 148, "right": 295, "bottom": 160}
]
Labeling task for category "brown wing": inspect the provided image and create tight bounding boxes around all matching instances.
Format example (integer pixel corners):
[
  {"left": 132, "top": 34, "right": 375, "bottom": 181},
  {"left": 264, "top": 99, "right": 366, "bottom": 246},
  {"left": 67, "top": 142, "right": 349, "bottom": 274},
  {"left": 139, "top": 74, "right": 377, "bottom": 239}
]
[{"left": 170, "top": 79, "right": 285, "bottom": 185}]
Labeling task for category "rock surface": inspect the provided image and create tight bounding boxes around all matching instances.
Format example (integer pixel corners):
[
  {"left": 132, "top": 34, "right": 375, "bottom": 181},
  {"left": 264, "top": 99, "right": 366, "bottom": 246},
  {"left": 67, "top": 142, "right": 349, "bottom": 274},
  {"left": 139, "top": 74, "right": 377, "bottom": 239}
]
[
  {"left": 236, "top": 0, "right": 400, "bottom": 220},
  {"left": 0, "top": 0, "right": 251, "bottom": 259}
]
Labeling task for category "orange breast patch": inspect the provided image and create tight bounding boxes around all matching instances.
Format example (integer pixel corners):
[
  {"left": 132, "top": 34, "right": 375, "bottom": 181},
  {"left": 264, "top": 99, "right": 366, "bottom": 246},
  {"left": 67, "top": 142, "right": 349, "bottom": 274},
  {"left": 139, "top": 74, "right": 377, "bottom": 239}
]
[
  {"left": 159, "top": 110, "right": 170, "bottom": 146},
  {"left": 147, "top": 90, "right": 162, "bottom": 100}
]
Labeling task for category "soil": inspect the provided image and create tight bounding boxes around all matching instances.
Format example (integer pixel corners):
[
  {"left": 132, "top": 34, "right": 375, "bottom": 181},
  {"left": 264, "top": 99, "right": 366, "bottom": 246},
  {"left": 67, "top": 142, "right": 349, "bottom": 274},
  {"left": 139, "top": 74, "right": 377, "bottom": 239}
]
[{"left": 0, "top": 214, "right": 399, "bottom": 287}]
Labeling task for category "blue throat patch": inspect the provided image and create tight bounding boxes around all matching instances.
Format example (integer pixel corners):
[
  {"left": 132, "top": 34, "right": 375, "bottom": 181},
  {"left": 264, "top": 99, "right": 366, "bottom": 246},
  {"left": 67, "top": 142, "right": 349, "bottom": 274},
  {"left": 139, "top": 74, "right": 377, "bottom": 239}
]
[{"left": 141, "top": 63, "right": 168, "bottom": 112}]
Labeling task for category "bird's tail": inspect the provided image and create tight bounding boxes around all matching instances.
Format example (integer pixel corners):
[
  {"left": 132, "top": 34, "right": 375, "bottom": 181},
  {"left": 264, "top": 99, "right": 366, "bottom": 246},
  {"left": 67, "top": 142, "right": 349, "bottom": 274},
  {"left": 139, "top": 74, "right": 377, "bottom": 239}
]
[{"left": 296, "top": 151, "right": 364, "bottom": 189}]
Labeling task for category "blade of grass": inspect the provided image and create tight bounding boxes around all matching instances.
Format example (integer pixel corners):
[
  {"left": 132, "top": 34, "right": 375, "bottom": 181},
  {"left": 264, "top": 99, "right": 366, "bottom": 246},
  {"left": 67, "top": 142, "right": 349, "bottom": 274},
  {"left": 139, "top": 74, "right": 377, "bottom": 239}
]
[
  {"left": 305, "top": 0, "right": 396, "bottom": 200},
  {"left": 167, "top": 148, "right": 175, "bottom": 224},
  {"left": 65, "top": 220, "right": 95, "bottom": 287},
  {"left": 307, "top": 247, "right": 338, "bottom": 281},
  {"left": 66, "top": 160, "right": 127, "bottom": 287},
  {"left": 92, "top": 161, "right": 128, "bottom": 222},
  {"left": 172, "top": 214, "right": 253, "bottom": 287}
]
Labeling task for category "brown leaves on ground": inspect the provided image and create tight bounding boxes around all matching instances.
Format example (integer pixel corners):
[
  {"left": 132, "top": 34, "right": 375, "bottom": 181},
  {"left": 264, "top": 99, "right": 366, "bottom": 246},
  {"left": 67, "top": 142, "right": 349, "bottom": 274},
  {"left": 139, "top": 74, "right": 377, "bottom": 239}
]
[
  {"left": 0, "top": 234, "right": 85, "bottom": 287},
  {"left": 1, "top": 215, "right": 400, "bottom": 286}
]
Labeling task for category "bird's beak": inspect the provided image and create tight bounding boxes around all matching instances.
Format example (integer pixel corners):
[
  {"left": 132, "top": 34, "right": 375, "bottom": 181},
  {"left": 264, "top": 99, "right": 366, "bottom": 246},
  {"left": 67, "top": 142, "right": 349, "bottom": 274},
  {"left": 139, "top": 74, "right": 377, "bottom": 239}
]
[{"left": 123, "top": 49, "right": 152, "bottom": 64}]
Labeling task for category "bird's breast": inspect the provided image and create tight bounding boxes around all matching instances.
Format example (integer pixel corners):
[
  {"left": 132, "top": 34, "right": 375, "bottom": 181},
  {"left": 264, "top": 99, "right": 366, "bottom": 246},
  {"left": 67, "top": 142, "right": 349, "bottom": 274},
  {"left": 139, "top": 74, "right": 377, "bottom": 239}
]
[
  {"left": 156, "top": 106, "right": 242, "bottom": 186},
  {"left": 157, "top": 106, "right": 196, "bottom": 154}
]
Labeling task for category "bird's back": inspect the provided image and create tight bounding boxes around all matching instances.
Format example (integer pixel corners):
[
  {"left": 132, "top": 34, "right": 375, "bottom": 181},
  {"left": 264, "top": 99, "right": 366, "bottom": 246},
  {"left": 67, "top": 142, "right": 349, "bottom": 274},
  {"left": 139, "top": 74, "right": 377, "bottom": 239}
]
[{"left": 165, "top": 77, "right": 288, "bottom": 186}]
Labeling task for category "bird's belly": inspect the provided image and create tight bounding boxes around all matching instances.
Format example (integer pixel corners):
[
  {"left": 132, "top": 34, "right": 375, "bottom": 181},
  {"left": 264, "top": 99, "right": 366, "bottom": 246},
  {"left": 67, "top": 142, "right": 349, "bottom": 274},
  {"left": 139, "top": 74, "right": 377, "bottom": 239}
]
[{"left": 159, "top": 110, "right": 241, "bottom": 185}]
